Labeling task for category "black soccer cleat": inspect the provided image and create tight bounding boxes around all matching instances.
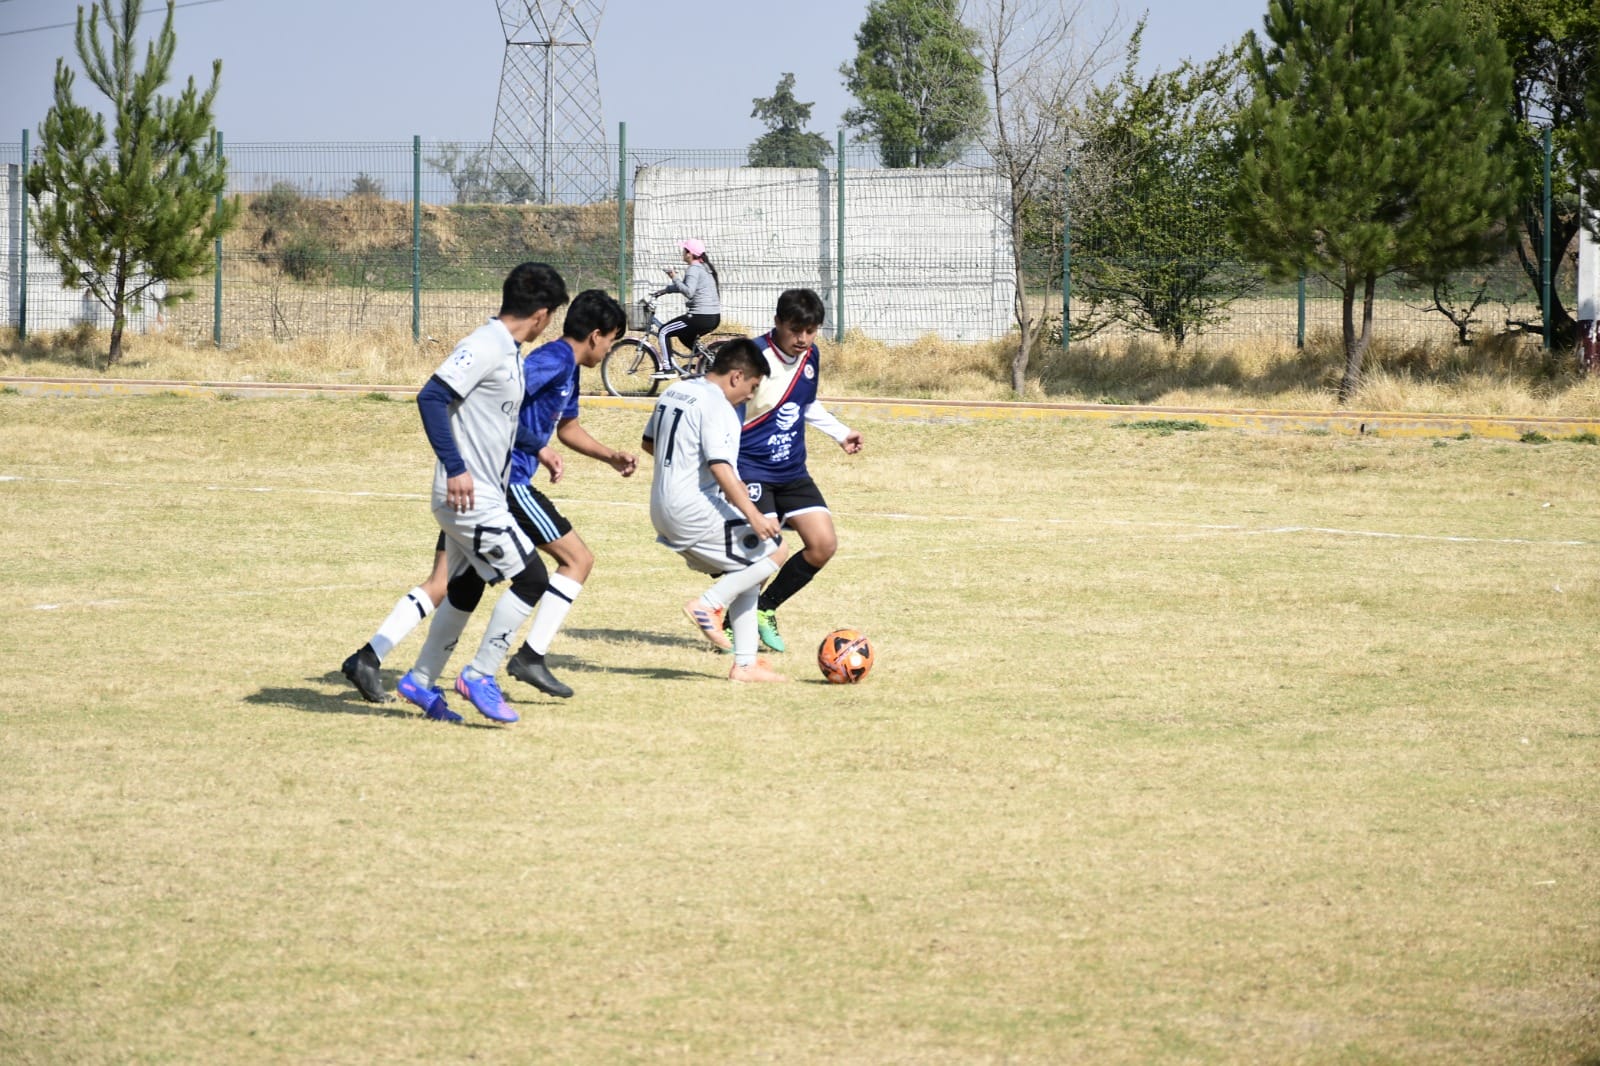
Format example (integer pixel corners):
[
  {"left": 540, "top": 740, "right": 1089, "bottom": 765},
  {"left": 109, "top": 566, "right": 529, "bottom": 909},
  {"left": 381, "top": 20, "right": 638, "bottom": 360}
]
[
  {"left": 341, "top": 644, "right": 393, "bottom": 704},
  {"left": 507, "top": 647, "right": 574, "bottom": 699}
]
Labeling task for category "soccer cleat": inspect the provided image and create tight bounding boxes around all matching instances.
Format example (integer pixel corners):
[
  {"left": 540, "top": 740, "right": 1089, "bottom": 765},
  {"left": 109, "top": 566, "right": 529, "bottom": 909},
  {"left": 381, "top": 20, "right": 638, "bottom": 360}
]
[
  {"left": 729, "top": 658, "right": 791, "bottom": 683},
  {"left": 454, "top": 668, "right": 519, "bottom": 723},
  {"left": 683, "top": 598, "right": 732, "bottom": 650},
  {"left": 341, "top": 644, "right": 393, "bottom": 703},
  {"left": 721, "top": 624, "right": 734, "bottom": 654},
  {"left": 755, "top": 608, "right": 786, "bottom": 653},
  {"left": 506, "top": 646, "right": 574, "bottom": 699},
  {"left": 396, "top": 671, "right": 462, "bottom": 723}
]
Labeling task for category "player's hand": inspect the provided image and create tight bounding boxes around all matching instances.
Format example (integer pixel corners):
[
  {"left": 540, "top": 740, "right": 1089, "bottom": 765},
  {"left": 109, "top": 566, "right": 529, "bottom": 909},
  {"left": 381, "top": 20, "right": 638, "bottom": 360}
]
[
  {"left": 539, "top": 446, "right": 564, "bottom": 484},
  {"left": 610, "top": 450, "right": 638, "bottom": 477},
  {"left": 664, "top": 267, "right": 676, "bottom": 279},
  {"left": 751, "top": 512, "right": 782, "bottom": 541},
  {"left": 841, "top": 430, "right": 863, "bottom": 455},
  {"left": 446, "top": 471, "right": 474, "bottom": 514}
]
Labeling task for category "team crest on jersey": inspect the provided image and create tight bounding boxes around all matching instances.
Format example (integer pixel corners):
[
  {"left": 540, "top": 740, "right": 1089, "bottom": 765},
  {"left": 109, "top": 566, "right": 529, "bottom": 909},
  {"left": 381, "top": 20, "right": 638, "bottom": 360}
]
[
  {"left": 803, "top": 363, "right": 815, "bottom": 380},
  {"left": 775, "top": 401, "right": 801, "bottom": 431},
  {"left": 747, "top": 482, "right": 764, "bottom": 503}
]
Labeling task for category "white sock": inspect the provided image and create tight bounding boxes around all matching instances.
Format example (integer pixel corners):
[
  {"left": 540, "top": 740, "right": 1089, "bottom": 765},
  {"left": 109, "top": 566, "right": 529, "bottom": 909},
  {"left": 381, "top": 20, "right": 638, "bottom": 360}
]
[
  {"left": 411, "top": 601, "right": 471, "bottom": 687},
  {"left": 370, "top": 585, "right": 435, "bottom": 661},
  {"left": 468, "top": 589, "right": 536, "bottom": 678},
  {"left": 524, "top": 573, "right": 582, "bottom": 655},
  {"left": 730, "top": 588, "right": 760, "bottom": 665},
  {"left": 703, "top": 556, "right": 779, "bottom": 611}
]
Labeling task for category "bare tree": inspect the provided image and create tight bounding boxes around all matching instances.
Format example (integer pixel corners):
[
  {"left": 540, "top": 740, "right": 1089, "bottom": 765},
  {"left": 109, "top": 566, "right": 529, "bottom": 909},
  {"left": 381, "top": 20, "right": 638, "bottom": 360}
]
[{"left": 967, "top": 0, "right": 1122, "bottom": 394}]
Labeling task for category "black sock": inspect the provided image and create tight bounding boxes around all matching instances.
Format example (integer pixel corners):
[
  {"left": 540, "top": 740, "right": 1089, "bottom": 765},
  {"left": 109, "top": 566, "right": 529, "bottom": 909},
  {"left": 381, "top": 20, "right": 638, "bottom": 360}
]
[{"left": 758, "top": 555, "right": 822, "bottom": 613}]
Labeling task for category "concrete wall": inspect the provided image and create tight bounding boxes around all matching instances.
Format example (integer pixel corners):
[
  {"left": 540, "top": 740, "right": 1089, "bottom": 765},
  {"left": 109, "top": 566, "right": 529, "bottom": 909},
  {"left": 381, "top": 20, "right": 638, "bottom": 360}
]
[
  {"left": 2, "top": 164, "right": 165, "bottom": 334},
  {"left": 631, "top": 166, "right": 1015, "bottom": 344}
]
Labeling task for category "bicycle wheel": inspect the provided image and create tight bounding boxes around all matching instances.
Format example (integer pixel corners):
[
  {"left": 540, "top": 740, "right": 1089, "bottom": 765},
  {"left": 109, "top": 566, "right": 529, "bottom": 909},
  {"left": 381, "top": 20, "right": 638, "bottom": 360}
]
[{"left": 600, "top": 338, "right": 661, "bottom": 398}]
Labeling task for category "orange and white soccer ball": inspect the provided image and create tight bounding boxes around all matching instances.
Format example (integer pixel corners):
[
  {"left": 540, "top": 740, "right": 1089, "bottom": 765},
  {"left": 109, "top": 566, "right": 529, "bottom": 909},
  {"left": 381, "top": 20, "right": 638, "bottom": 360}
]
[{"left": 817, "top": 628, "right": 874, "bottom": 684}]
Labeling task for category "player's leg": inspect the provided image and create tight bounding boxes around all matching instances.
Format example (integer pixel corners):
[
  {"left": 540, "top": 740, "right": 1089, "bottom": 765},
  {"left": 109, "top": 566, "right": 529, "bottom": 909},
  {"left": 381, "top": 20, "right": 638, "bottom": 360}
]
[
  {"left": 727, "top": 586, "right": 788, "bottom": 683},
  {"left": 684, "top": 533, "right": 787, "bottom": 651},
  {"left": 452, "top": 512, "right": 546, "bottom": 724},
  {"left": 753, "top": 479, "right": 836, "bottom": 652},
  {"left": 397, "top": 542, "right": 485, "bottom": 723},
  {"left": 341, "top": 535, "right": 449, "bottom": 703},
  {"left": 505, "top": 485, "right": 585, "bottom": 698}
]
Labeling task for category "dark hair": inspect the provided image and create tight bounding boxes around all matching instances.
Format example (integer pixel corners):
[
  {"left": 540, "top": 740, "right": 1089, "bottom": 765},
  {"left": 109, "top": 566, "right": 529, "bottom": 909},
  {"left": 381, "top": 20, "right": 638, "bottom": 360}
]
[
  {"left": 775, "top": 287, "right": 825, "bottom": 329},
  {"left": 709, "top": 337, "right": 769, "bottom": 379},
  {"left": 563, "top": 289, "right": 625, "bottom": 340},
  {"left": 500, "top": 262, "right": 569, "bottom": 318},
  {"left": 698, "top": 253, "right": 720, "bottom": 292}
]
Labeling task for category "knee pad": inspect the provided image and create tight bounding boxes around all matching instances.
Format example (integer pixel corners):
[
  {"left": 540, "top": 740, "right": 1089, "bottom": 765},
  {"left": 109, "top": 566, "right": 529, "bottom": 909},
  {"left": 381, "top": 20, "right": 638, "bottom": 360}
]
[
  {"left": 509, "top": 556, "right": 550, "bottom": 602},
  {"left": 446, "top": 568, "right": 486, "bottom": 612}
]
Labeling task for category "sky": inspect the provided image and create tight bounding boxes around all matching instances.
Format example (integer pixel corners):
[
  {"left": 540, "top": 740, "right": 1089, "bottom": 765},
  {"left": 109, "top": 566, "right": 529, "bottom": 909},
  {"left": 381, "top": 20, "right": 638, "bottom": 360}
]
[{"left": 0, "top": 0, "right": 1268, "bottom": 149}]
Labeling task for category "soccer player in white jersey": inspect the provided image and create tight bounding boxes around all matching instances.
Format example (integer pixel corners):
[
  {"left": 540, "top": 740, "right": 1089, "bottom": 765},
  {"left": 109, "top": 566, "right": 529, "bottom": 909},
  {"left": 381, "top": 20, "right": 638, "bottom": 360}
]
[
  {"left": 389, "top": 261, "right": 570, "bottom": 724},
  {"left": 641, "top": 339, "right": 791, "bottom": 682}
]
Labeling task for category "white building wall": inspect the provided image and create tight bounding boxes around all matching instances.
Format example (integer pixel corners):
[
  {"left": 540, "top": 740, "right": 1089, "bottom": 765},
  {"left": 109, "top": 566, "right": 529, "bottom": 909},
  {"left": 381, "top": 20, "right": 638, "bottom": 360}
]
[
  {"left": 2, "top": 164, "right": 164, "bottom": 333},
  {"left": 632, "top": 166, "right": 1015, "bottom": 344}
]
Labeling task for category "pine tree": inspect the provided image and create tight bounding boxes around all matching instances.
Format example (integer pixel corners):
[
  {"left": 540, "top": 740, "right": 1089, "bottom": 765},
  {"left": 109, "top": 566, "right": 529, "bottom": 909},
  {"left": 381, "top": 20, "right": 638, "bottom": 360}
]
[
  {"left": 748, "top": 74, "right": 834, "bottom": 169},
  {"left": 1233, "top": 0, "right": 1517, "bottom": 403},
  {"left": 26, "top": 0, "right": 236, "bottom": 365}
]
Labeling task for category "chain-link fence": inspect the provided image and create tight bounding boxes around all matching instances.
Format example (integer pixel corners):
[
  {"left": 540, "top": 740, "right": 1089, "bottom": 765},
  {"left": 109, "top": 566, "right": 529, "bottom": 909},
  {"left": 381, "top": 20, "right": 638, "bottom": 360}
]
[{"left": 0, "top": 137, "right": 1577, "bottom": 352}]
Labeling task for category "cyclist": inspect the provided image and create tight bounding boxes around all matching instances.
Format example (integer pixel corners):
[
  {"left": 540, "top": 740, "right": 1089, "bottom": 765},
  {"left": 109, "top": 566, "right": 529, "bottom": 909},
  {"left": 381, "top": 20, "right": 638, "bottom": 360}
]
[{"left": 649, "top": 238, "right": 721, "bottom": 379}]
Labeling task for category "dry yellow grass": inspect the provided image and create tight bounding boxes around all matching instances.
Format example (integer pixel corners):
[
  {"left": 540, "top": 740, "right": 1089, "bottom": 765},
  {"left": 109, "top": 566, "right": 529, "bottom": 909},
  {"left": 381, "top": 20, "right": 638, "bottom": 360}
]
[
  {"left": 2, "top": 395, "right": 1597, "bottom": 1063},
  {"left": 4, "top": 300, "right": 1599, "bottom": 418}
]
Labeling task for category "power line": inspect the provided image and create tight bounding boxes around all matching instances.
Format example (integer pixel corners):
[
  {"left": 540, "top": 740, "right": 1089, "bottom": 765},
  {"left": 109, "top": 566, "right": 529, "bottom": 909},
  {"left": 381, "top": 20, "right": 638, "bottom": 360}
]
[{"left": 0, "top": 0, "right": 224, "bottom": 39}]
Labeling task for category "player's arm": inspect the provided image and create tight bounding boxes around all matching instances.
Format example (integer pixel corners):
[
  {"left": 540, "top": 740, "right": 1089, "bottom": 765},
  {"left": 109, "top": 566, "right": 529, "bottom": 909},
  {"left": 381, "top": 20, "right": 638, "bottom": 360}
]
[
  {"left": 804, "top": 401, "right": 863, "bottom": 454},
  {"left": 709, "top": 461, "right": 781, "bottom": 541},
  {"left": 557, "top": 416, "right": 637, "bottom": 476},
  {"left": 417, "top": 375, "right": 475, "bottom": 512}
]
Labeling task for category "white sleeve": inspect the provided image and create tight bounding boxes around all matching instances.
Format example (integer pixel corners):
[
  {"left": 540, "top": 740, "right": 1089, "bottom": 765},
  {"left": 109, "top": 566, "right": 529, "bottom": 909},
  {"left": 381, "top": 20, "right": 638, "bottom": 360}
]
[{"left": 804, "top": 401, "right": 851, "bottom": 443}]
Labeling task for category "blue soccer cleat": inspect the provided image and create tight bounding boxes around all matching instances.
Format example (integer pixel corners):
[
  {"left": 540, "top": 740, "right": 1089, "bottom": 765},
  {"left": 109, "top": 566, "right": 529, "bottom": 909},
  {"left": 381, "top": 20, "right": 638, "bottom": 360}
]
[
  {"left": 397, "top": 671, "right": 462, "bottom": 723},
  {"left": 454, "top": 667, "right": 519, "bottom": 724}
]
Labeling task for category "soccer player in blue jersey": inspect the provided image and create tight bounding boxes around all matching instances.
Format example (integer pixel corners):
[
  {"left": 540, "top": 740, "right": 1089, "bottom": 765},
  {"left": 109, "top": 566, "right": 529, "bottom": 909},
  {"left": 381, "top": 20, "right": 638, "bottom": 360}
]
[
  {"left": 736, "top": 288, "right": 863, "bottom": 652},
  {"left": 501, "top": 289, "right": 635, "bottom": 699}
]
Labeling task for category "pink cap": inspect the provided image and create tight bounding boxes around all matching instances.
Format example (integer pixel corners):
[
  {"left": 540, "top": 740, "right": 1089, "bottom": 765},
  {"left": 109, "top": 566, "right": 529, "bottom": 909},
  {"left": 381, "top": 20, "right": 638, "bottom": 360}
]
[{"left": 680, "top": 238, "right": 706, "bottom": 257}]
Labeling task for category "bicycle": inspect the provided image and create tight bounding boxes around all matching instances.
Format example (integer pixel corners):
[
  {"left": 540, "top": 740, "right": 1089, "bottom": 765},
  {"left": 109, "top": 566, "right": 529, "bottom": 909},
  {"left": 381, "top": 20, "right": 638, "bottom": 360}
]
[{"left": 599, "top": 295, "right": 730, "bottom": 398}]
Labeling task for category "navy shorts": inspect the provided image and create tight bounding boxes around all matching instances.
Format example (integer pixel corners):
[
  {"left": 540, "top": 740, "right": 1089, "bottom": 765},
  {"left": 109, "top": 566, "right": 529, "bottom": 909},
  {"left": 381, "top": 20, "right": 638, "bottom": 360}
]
[
  {"left": 746, "top": 475, "right": 829, "bottom": 522},
  {"left": 507, "top": 482, "right": 575, "bottom": 546}
]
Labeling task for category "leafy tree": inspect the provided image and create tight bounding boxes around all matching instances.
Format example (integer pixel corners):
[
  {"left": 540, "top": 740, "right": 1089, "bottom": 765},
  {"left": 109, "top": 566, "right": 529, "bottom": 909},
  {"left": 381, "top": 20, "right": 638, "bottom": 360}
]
[
  {"left": 1475, "top": 0, "right": 1598, "bottom": 343},
  {"left": 426, "top": 143, "right": 494, "bottom": 203},
  {"left": 841, "top": 0, "right": 988, "bottom": 167},
  {"left": 27, "top": 0, "right": 236, "bottom": 366},
  {"left": 1073, "top": 33, "right": 1258, "bottom": 347},
  {"left": 1232, "top": 0, "right": 1517, "bottom": 403},
  {"left": 748, "top": 73, "right": 834, "bottom": 168}
]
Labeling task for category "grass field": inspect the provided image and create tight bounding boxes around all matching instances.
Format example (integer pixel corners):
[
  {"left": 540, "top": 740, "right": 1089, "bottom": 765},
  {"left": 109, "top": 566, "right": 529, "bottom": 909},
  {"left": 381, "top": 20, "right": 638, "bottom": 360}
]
[{"left": 2, "top": 393, "right": 1598, "bottom": 1063}]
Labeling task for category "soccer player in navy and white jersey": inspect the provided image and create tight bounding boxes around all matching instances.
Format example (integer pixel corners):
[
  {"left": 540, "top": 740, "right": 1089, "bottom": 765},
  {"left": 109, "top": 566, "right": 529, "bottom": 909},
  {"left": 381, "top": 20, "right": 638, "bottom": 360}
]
[
  {"left": 642, "top": 338, "right": 790, "bottom": 682},
  {"left": 736, "top": 287, "right": 864, "bottom": 652},
  {"left": 387, "top": 261, "right": 570, "bottom": 724},
  {"left": 500, "top": 289, "right": 635, "bottom": 699}
]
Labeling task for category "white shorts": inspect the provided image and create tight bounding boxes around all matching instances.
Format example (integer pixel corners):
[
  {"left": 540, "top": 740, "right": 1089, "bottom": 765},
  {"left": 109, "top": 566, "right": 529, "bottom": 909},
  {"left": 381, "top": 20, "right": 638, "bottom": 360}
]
[
  {"left": 434, "top": 495, "right": 537, "bottom": 584},
  {"left": 658, "top": 497, "right": 783, "bottom": 576}
]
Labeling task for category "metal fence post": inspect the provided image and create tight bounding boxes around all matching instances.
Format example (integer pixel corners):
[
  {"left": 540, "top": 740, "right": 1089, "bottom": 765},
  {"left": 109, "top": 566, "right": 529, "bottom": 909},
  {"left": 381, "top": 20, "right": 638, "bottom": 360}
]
[
  {"left": 617, "top": 121, "right": 628, "bottom": 306},
  {"left": 213, "top": 130, "right": 223, "bottom": 347},
  {"left": 836, "top": 130, "right": 845, "bottom": 344},
  {"left": 1542, "top": 127, "right": 1552, "bottom": 352},
  {"left": 19, "top": 128, "right": 28, "bottom": 342},
  {"left": 412, "top": 135, "right": 421, "bottom": 344},
  {"left": 1062, "top": 164, "right": 1071, "bottom": 353},
  {"left": 1297, "top": 270, "right": 1306, "bottom": 349}
]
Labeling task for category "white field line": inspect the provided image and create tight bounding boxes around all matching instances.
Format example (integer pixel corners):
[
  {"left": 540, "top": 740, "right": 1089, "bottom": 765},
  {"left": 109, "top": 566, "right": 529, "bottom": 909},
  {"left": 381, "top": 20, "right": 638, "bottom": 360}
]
[{"left": 4, "top": 471, "right": 1592, "bottom": 612}]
